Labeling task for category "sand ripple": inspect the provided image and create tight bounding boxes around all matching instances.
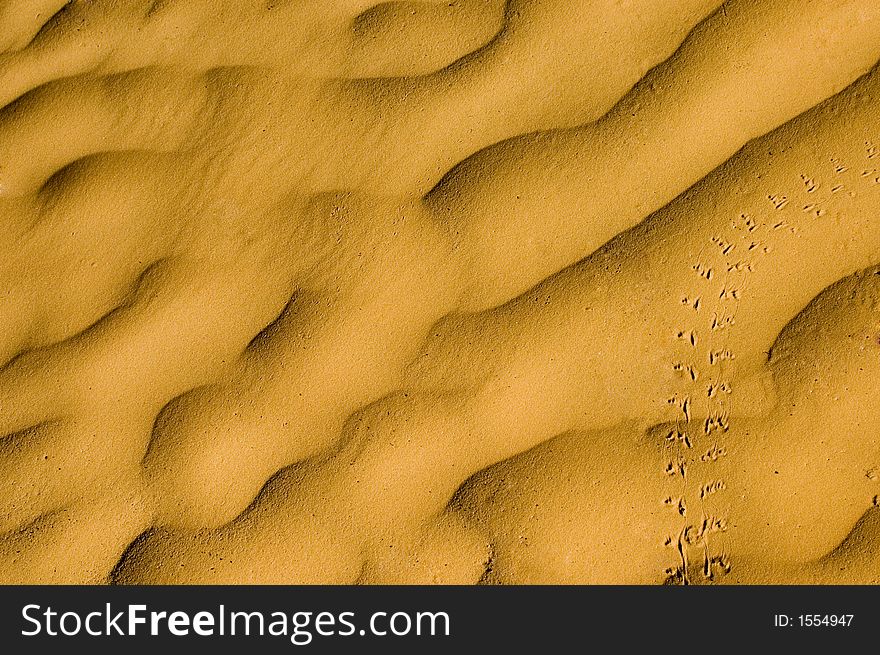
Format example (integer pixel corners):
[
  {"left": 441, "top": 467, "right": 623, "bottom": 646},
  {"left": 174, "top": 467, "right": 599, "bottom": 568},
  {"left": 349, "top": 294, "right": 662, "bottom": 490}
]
[{"left": 0, "top": 0, "right": 878, "bottom": 584}]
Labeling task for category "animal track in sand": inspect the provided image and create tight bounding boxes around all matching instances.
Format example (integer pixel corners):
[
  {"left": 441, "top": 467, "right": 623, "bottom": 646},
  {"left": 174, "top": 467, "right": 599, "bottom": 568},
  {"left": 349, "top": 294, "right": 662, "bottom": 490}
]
[{"left": 0, "top": 0, "right": 879, "bottom": 584}]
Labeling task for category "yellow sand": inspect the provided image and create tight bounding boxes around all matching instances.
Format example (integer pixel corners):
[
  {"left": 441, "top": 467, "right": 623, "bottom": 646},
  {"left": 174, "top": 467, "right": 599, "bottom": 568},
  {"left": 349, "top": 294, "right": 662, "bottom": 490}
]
[{"left": 0, "top": 0, "right": 878, "bottom": 584}]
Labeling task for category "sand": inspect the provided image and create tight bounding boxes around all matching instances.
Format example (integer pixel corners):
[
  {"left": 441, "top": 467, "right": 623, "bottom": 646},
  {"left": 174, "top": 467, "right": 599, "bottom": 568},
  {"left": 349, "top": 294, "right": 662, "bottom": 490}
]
[{"left": 0, "top": 0, "right": 877, "bottom": 584}]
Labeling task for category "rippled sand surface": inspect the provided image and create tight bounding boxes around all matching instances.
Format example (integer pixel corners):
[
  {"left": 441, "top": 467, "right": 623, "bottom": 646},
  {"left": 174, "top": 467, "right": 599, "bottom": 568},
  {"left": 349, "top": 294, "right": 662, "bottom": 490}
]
[{"left": 0, "top": 0, "right": 878, "bottom": 584}]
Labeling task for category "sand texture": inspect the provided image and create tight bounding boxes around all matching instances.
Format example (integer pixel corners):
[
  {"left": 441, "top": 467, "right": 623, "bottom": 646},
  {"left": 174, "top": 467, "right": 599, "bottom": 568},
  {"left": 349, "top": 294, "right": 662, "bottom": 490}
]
[{"left": 0, "top": 0, "right": 878, "bottom": 585}]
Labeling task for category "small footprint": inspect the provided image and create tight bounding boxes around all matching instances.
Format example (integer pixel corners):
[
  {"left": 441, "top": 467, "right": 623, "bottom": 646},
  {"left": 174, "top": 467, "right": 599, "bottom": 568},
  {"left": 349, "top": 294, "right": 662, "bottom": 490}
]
[
  {"left": 800, "top": 174, "right": 818, "bottom": 193},
  {"left": 768, "top": 194, "right": 788, "bottom": 210}
]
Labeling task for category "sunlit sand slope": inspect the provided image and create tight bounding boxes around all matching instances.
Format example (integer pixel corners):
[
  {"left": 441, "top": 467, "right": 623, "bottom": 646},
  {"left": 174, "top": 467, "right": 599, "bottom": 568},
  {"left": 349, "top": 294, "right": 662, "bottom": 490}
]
[{"left": 0, "top": 0, "right": 877, "bottom": 584}]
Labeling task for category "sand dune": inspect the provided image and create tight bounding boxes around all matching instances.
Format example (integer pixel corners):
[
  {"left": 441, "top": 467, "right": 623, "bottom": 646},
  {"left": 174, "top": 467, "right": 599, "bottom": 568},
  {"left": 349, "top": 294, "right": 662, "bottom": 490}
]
[{"left": 0, "top": 0, "right": 878, "bottom": 585}]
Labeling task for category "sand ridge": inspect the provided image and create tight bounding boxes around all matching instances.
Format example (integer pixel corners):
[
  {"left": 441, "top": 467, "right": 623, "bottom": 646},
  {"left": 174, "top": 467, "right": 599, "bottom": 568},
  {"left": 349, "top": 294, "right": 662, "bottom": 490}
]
[{"left": 0, "top": 0, "right": 877, "bottom": 584}]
